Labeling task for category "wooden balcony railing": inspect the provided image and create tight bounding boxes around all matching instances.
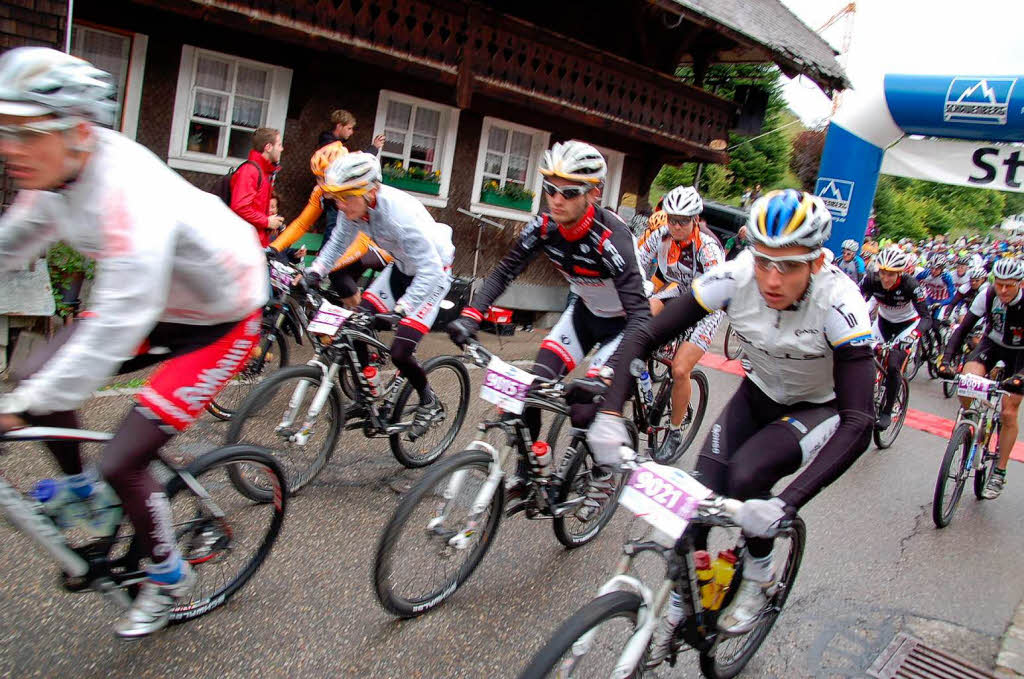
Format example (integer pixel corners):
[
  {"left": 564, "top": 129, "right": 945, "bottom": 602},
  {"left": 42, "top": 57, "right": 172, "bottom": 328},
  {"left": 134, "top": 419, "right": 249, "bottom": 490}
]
[{"left": 179, "top": 0, "right": 734, "bottom": 157}]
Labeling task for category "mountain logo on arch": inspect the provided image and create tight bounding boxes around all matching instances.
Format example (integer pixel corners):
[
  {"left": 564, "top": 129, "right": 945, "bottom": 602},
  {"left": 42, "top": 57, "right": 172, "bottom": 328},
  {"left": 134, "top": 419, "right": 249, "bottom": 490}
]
[
  {"left": 814, "top": 178, "right": 854, "bottom": 221},
  {"left": 944, "top": 77, "right": 1017, "bottom": 125}
]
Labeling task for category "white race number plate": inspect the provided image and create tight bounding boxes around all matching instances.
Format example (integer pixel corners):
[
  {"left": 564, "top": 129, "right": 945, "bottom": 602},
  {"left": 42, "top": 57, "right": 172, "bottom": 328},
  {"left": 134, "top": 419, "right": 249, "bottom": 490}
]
[
  {"left": 479, "top": 355, "right": 535, "bottom": 414},
  {"left": 620, "top": 462, "right": 712, "bottom": 540},
  {"left": 307, "top": 300, "right": 352, "bottom": 336},
  {"left": 957, "top": 373, "right": 995, "bottom": 399}
]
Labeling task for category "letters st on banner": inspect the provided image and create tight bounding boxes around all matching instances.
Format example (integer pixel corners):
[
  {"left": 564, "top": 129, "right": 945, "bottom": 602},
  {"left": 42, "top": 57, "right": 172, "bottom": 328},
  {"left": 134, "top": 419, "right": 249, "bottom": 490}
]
[{"left": 881, "top": 137, "right": 1024, "bottom": 193}]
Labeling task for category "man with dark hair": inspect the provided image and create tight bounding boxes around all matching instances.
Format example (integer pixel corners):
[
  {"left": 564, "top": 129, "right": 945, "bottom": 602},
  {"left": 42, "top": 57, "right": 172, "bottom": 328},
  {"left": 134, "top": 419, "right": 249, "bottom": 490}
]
[{"left": 230, "top": 126, "right": 283, "bottom": 246}]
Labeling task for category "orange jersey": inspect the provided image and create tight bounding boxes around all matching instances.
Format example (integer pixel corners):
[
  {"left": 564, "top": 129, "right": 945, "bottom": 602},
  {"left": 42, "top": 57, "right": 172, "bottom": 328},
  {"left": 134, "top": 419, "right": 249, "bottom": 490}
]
[{"left": 270, "top": 186, "right": 391, "bottom": 270}]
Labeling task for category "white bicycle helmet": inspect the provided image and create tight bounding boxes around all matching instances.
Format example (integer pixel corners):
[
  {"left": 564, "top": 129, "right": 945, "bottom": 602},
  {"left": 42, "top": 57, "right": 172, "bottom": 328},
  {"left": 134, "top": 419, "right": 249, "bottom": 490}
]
[
  {"left": 539, "top": 140, "right": 606, "bottom": 185},
  {"left": 967, "top": 265, "right": 988, "bottom": 280},
  {"left": 992, "top": 258, "right": 1024, "bottom": 281},
  {"left": 323, "top": 151, "right": 382, "bottom": 197},
  {"left": 0, "top": 47, "right": 115, "bottom": 124},
  {"left": 661, "top": 186, "right": 703, "bottom": 217},
  {"left": 841, "top": 239, "right": 859, "bottom": 253},
  {"left": 875, "top": 246, "right": 910, "bottom": 272},
  {"left": 746, "top": 189, "right": 832, "bottom": 249}
]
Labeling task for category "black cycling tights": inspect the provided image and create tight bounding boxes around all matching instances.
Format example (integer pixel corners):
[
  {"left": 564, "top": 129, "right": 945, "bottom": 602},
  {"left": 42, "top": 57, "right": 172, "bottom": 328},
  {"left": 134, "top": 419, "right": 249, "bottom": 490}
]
[
  {"left": 691, "top": 379, "right": 837, "bottom": 558},
  {"left": 354, "top": 299, "right": 430, "bottom": 402}
]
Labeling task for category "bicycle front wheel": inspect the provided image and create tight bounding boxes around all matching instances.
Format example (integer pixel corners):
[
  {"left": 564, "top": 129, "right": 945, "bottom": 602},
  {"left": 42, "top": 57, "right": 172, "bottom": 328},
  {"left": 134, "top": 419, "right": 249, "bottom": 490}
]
[
  {"left": 974, "top": 425, "right": 999, "bottom": 499},
  {"left": 724, "top": 324, "right": 742, "bottom": 360},
  {"left": 551, "top": 435, "right": 625, "bottom": 548},
  {"left": 517, "top": 590, "right": 646, "bottom": 679},
  {"left": 166, "top": 445, "right": 287, "bottom": 625},
  {"left": 699, "top": 517, "right": 806, "bottom": 679},
  {"left": 903, "top": 341, "right": 922, "bottom": 381},
  {"left": 874, "top": 378, "right": 908, "bottom": 449},
  {"left": 207, "top": 330, "right": 288, "bottom": 421},
  {"left": 374, "top": 449, "right": 503, "bottom": 617},
  {"left": 389, "top": 355, "right": 470, "bottom": 468},
  {"left": 225, "top": 365, "right": 342, "bottom": 501},
  {"left": 932, "top": 422, "right": 973, "bottom": 528}
]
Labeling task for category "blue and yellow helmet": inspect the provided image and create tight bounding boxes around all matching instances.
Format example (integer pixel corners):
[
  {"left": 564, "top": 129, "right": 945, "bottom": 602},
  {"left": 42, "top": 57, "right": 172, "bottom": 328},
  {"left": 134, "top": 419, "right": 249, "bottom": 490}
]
[{"left": 747, "top": 189, "right": 832, "bottom": 249}]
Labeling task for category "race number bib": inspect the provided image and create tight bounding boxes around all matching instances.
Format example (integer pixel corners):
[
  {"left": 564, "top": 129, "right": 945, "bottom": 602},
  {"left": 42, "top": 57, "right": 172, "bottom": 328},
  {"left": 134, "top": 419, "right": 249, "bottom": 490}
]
[
  {"left": 957, "top": 373, "right": 995, "bottom": 399},
  {"left": 307, "top": 300, "right": 353, "bottom": 336},
  {"left": 620, "top": 462, "right": 712, "bottom": 540},
  {"left": 268, "top": 262, "right": 293, "bottom": 292},
  {"left": 479, "top": 355, "right": 535, "bottom": 414}
]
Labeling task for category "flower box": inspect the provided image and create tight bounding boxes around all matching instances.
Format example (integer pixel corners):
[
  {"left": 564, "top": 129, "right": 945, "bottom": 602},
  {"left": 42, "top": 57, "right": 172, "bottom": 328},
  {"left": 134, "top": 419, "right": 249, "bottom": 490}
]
[
  {"left": 480, "top": 189, "right": 533, "bottom": 212},
  {"left": 383, "top": 176, "right": 441, "bottom": 195}
]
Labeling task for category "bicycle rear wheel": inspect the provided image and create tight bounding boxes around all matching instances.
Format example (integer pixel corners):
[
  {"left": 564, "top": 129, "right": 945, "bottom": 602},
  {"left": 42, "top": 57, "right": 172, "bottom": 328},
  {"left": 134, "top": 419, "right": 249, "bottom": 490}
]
[
  {"left": 374, "top": 449, "right": 503, "bottom": 617},
  {"left": 517, "top": 590, "right": 646, "bottom": 679},
  {"left": 874, "top": 378, "right": 908, "bottom": 449},
  {"left": 932, "top": 423, "right": 973, "bottom": 528},
  {"left": 225, "top": 365, "right": 342, "bottom": 500},
  {"left": 648, "top": 370, "right": 708, "bottom": 465},
  {"left": 699, "top": 518, "right": 806, "bottom": 679},
  {"left": 166, "top": 445, "right": 287, "bottom": 625}
]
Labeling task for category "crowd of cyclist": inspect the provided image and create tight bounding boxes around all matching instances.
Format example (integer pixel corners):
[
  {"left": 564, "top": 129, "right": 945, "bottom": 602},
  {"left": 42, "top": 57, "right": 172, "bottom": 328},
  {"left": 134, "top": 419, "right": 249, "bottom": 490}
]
[{"left": 0, "top": 46, "right": 1020, "bottom": 656}]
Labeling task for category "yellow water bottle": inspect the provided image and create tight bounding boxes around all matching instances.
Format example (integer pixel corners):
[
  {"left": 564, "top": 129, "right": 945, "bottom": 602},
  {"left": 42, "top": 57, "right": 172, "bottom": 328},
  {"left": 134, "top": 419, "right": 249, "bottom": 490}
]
[{"left": 710, "top": 549, "right": 737, "bottom": 611}]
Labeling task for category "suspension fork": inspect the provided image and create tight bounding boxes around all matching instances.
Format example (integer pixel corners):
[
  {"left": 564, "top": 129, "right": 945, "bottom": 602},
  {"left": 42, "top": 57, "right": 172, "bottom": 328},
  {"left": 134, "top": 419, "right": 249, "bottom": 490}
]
[{"left": 277, "top": 361, "right": 340, "bottom": 434}]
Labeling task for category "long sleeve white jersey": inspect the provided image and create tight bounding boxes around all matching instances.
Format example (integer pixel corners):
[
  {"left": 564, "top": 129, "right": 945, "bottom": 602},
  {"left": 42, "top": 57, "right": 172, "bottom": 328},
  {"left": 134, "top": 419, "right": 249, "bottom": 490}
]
[
  {"left": 310, "top": 185, "right": 454, "bottom": 312},
  {"left": 0, "top": 127, "right": 269, "bottom": 415}
]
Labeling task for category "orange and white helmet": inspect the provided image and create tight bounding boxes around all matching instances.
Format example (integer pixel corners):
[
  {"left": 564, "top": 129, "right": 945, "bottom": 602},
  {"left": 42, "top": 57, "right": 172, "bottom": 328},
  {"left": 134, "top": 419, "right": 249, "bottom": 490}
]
[
  {"left": 310, "top": 141, "right": 348, "bottom": 179},
  {"left": 323, "top": 152, "right": 382, "bottom": 198}
]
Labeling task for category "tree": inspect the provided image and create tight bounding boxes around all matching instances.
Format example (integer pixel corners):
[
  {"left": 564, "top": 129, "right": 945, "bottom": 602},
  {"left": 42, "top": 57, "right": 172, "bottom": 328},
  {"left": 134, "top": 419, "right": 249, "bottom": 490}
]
[{"left": 790, "top": 128, "right": 826, "bottom": 191}]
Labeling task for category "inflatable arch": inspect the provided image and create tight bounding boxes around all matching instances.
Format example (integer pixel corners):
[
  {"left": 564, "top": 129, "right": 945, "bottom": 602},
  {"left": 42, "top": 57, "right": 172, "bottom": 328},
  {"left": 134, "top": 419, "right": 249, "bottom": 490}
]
[{"left": 816, "top": 74, "right": 1024, "bottom": 252}]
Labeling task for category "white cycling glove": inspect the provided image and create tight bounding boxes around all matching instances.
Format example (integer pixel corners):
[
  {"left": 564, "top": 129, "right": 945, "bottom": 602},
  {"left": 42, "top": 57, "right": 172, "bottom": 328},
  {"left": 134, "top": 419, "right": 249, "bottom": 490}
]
[
  {"left": 586, "top": 412, "right": 631, "bottom": 467},
  {"left": 735, "top": 497, "right": 788, "bottom": 538}
]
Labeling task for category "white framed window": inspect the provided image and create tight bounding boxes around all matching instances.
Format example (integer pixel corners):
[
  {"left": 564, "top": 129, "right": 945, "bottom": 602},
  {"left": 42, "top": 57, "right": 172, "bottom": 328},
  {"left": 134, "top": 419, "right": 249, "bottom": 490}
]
[
  {"left": 373, "top": 90, "right": 459, "bottom": 209},
  {"left": 591, "top": 144, "right": 625, "bottom": 211},
  {"left": 470, "top": 117, "right": 550, "bottom": 222},
  {"left": 70, "top": 24, "right": 147, "bottom": 140},
  {"left": 167, "top": 46, "right": 292, "bottom": 175}
]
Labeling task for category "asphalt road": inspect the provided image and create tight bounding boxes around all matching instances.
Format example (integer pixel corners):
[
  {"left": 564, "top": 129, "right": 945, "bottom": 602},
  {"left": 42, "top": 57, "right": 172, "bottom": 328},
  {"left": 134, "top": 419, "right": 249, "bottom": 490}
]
[{"left": 0, "top": 329, "right": 1021, "bottom": 678}]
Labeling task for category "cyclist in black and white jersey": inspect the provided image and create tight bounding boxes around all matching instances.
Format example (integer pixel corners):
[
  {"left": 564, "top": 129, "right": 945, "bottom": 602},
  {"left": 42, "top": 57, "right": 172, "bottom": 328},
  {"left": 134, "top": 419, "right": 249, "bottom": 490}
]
[
  {"left": 950, "top": 265, "right": 988, "bottom": 318},
  {"left": 859, "top": 247, "right": 931, "bottom": 429},
  {"left": 635, "top": 185, "right": 724, "bottom": 459},
  {"left": 588, "top": 189, "right": 874, "bottom": 650},
  {"left": 938, "top": 258, "right": 1024, "bottom": 499},
  {"left": 950, "top": 255, "right": 972, "bottom": 290},
  {"left": 447, "top": 140, "right": 650, "bottom": 516}
]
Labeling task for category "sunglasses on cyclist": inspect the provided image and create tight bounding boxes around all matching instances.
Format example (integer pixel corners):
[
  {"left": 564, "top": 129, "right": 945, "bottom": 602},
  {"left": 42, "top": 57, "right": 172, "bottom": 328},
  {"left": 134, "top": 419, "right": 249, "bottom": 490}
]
[
  {"left": 752, "top": 250, "right": 821, "bottom": 275},
  {"left": 541, "top": 181, "right": 592, "bottom": 200},
  {"left": 0, "top": 117, "right": 79, "bottom": 144},
  {"left": 667, "top": 215, "right": 698, "bottom": 227}
]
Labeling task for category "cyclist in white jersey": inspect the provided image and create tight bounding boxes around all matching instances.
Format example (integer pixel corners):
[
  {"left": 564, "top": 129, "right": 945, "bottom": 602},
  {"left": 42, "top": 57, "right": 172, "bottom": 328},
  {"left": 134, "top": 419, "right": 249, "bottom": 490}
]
[
  {"left": 588, "top": 189, "right": 875, "bottom": 651},
  {"left": 306, "top": 152, "right": 455, "bottom": 438},
  {"left": 0, "top": 48, "right": 268, "bottom": 637},
  {"left": 636, "top": 185, "right": 723, "bottom": 459}
]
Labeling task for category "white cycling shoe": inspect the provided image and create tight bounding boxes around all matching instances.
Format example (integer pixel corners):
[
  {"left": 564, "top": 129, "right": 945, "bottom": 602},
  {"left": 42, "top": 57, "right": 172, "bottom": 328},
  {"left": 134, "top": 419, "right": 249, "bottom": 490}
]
[
  {"left": 717, "top": 577, "right": 771, "bottom": 636},
  {"left": 116, "top": 561, "right": 196, "bottom": 639}
]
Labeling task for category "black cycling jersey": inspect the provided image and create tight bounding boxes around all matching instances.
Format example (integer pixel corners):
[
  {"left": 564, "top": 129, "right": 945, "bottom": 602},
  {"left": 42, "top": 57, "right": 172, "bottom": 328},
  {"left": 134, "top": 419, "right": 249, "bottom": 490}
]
[
  {"left": 859, "top": 271, "right": 931, "bottom": 330},
  {"left": 950, "top": 284, "right": 981, "bottom": 312},
  {"left": 466, "top": 204, "right": 650, "bottom": 324}
]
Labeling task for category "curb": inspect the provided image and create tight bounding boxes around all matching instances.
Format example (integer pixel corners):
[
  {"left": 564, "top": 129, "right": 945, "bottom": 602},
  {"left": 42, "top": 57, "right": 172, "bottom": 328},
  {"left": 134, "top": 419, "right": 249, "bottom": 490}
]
[{"left": 996, "top": 597, "right": 1024, "bottom": 677}]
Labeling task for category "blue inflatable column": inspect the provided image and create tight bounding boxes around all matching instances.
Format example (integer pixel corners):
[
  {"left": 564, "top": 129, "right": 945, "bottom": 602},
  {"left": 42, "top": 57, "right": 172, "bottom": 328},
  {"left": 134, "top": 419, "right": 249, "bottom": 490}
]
[{"left": 817, "top": 125, "right": 885, "bottom": 252}]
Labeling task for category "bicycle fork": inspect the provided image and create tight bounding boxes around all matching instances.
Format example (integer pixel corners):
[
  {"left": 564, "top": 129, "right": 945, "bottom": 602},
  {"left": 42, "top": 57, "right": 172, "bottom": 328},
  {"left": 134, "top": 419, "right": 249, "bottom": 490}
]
[
  {"left": 430, "top": 441, "right": 505, "bottom": 550},
  {"left": 277, "top": 362, "right": 341, "bottom": 445}
]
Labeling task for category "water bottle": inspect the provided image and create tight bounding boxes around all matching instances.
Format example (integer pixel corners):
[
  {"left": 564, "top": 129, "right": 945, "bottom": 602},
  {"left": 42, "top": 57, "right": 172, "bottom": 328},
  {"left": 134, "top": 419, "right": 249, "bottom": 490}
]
[
  {"left": 31, "top": 479, "right": 89, "bottom": 531},
  {"left": 638, "top": 370, "right": 654, "bottom": 406},
  {"left": 363, "top": 365, "right": 382, "bottom": 398},
  {"left": 531, "top": 441, "right": 552, "bottom": 477},
  {"left": 86, "top": 482, "right": 123, "bottom": 537},
  {"left": 710, "top": 549, "right": 738, "bottom": 610},
  {"left": 695, "top": 550, "right": 716, "bottom": 609}
]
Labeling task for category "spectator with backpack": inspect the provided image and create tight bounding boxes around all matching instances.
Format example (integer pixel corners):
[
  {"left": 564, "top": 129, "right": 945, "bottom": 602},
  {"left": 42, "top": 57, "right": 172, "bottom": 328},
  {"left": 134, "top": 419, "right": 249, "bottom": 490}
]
[{"left": 229, "top": 127, "right": 283, "bottom": 246}]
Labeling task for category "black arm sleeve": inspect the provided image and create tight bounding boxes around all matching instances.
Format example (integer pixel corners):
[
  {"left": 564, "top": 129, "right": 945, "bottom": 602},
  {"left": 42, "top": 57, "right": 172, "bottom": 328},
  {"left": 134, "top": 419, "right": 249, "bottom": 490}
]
[
  {"left": 607, "top": 223, "right": 652, "bottom": 334},
  {"left": 943, "top": 311, "right": 981, "bottom": 362},
  {"left": 911, "top": 286, "right": 933, "bottom": 334},
  {"left": 601, "top": 293, "right": 709, "bottom": 414},
  {"left": 779, "top": 344, "right": 875, "bottom": 508},
  {"left": 467, "top": 217, "right": 542, "bottom": 313}
]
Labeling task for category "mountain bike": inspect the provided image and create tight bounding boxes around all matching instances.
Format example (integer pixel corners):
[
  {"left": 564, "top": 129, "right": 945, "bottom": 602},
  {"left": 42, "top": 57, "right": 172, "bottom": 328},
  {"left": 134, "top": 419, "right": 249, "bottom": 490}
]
[
  {"left": 932, "top": 363, "right": 1005, "bottom": 528},
  {"left": 207, "top": 258, "right": 310, "bottom": 421},
  {"left": 872, "top": 326, "right": 915, "bottom": 449},
  {"left": 519, "top": 461, "right": 804, "bottom": 679},
  {"left": 225, "top": 294, "right": 470, "bottom": 499},
  {"left": 648, "top": 337, "right": 677, "bottom": 382},
  {"left": 373, "top": 341, "right": 630, "bottom": 617},
  {"left": 941, "top": 323, "right": 984, "bottom": 399},
  {"left": 0, "top": 426, "right": 286, "bottom": 629}
]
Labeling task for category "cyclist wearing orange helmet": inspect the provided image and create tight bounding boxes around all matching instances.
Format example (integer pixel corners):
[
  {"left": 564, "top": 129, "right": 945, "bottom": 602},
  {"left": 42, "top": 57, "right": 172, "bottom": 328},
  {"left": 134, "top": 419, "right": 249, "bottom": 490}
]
[{"left": 269, "top": 142, "right": 390, "bottom": 305}]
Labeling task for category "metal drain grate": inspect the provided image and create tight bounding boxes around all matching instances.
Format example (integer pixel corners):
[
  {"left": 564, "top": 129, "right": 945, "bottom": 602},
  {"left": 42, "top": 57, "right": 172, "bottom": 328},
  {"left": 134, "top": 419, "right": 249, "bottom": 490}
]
[{"left": 867, "top": 633, "right": 998, "bottom": 679}]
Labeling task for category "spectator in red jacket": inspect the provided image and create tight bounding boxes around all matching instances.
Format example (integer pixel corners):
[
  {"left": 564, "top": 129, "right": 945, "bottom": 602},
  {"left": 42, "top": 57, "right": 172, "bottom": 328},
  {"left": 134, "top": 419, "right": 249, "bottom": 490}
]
[{"left": 230, "top": 127, "right": 283, "bottom": 246}]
